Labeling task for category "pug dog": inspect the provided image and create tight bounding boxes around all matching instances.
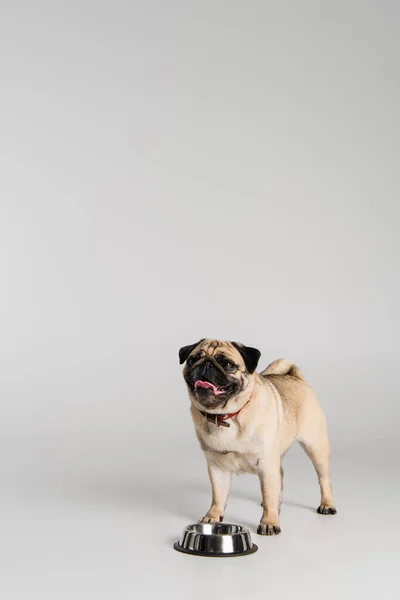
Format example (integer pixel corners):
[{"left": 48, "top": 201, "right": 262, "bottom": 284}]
[{"left": 179, "top": 338, "right": 337, "bottom": 535}]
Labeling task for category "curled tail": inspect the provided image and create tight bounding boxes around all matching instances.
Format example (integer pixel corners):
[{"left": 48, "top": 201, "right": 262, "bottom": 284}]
[{"left": 260, "top": 358, "right": 305, "bottom": 380}]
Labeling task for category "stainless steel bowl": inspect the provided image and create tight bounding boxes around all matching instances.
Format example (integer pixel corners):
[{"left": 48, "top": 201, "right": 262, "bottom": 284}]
[{"left": 174, "top": 522, "right": 258, "bottom": 557}]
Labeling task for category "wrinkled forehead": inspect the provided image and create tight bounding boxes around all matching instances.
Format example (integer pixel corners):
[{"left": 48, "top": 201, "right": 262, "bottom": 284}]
[{"left": 198, "top": 339, "right": 241, "bottom": 361}]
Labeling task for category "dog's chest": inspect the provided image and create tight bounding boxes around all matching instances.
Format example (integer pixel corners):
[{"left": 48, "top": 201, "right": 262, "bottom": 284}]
[
  {"left": 197, "top": 423, "right": 263, "bottom": 474},
  {"left": 210, "top": 450, "right": 261, "bottom": 474}
]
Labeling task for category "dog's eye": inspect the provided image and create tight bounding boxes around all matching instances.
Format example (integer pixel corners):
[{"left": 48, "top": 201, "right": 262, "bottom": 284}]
[
  {"left": 225, "top": 361, "right": 236, "bottom": 372},
  {"left": 188, "top": 353, "right": 201, "bottom": 366},
  {"left": 215, "top": 354, "right": 237, "bottom": 372}
]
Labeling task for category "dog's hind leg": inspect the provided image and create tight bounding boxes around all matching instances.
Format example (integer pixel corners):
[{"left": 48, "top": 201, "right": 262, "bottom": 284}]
[
  {"left": 279, "top": 465, "right": 284, "bottom": 509},
  {"left": 298, "top": 416, "right": 337, "bottom": 515}
]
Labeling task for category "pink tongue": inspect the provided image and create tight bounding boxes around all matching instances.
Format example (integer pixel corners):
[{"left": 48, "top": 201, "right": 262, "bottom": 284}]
[{"left": 195, "top": 380, "right": 224, "bottom": 395}]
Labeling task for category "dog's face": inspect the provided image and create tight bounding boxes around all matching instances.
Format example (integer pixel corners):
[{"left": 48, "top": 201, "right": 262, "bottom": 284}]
[{"left": 179, "top": 339, "right": 261, "bottom": 412}]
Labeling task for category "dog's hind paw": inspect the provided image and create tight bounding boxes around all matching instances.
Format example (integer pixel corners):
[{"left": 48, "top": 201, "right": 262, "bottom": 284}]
[{"left": 317, "top": 504, "right": 337, "bottom": 515}]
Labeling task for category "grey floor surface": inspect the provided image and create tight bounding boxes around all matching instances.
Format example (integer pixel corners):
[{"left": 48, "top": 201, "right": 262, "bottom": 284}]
[{"left": 3, "top": 440, "right": 399, "bottom": 600}]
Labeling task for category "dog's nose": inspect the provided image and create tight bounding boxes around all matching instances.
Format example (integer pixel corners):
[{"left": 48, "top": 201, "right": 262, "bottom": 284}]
[{"left": 202, "top": 360, "right": 215, "bottom": 377}]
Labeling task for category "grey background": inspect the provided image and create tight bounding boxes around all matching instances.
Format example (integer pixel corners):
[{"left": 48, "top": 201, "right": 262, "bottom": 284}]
[{"left": 0, "top": 1, "right": 399, "bottom": 598}]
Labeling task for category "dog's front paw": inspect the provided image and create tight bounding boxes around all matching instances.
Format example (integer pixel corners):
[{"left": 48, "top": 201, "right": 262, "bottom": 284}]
[
  {"left": 257, "top": 522, "right": 281, "bottom": 536},
  {"left": 198, "top": 513, "right": 224, "bottom": 524},
  {"left": 317, "top": 504, "right": 337, "bottom": 515}
]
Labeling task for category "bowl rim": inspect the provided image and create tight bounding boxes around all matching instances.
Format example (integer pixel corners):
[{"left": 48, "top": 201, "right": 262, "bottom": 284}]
[{"left": 183, "top": 522, "right": 250, "bottom": 536}]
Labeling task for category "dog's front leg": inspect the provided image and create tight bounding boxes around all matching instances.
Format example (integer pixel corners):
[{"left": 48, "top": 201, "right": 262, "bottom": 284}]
[
  {"left": 257, "top": 455, "right": 282, "bottom": 535},
  {"left": 199, "top": 460, "right": 232, "bottom": 524}
]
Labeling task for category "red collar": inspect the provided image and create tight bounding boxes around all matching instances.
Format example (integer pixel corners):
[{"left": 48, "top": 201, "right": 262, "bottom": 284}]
[{"left": 200, "top": 399, "right": 250, "bottom": 428}]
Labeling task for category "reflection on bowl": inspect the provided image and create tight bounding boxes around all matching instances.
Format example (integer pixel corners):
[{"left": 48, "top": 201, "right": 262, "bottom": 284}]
[{"left": 174, "top": 522, "right": 258, "bottom": 557}]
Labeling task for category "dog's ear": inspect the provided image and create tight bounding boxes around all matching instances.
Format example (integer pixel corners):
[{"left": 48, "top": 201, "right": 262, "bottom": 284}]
[
  {"left": 179, "top": 339, "right": 205, "bottom": 364},
  {"left": 231, "top": 342, "right": 261, "bottom": 374}
]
